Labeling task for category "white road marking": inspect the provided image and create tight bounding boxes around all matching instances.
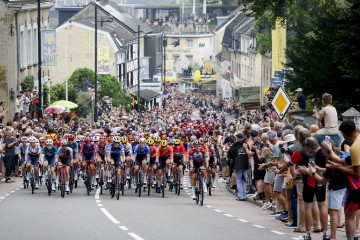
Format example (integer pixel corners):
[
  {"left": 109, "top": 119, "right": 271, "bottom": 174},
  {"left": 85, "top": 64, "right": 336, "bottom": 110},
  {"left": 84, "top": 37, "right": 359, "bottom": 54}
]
[
  {"left": 119, "top": 226, "right": 128, "bottom": 231},
  {"left": 213, "top": 209, "right": 222, "bottom": 212},
  {"left": 186, "top": 193, "right": 191, "bottom": 195},
  {"left": 6, "top": 194, "right": 10, "bottom": 196},
  {"left": 206, "top": 205, "right": 212, "bottom": 208},
  {"left": 96, "top": 200, "right": 101, "bottom": 203},
  {"left": 95, "top": 188, "right": 100, "bottom": 200},
  {"left": 270, "top": 230, "right": 284, "bottom": 235},
  {"left": 98, "top": 204, "right": 103, "bottom": 207},
  {"left": 224, "top": 214, "right": 233, "bottom": 217},
  {"left": 15, "top": 188, "right": 19, "bottom": 190},
  {"left": 11, "top": 191, "right": 15, "bottom": 193},
  {"left": 100, "top": 208, "right": 120, "bottom": 224},
  {"left": 0, "top": 197, "right": 5, "bottom": 199},
  {"left": 128, "top": 233, "right": 144, "bottom": 240},
  {"left": 237, "top": 219, "right": 248, "bottom": 223},
  {"left": 252, "top": 224, "right": 265, "bottom": 228}
]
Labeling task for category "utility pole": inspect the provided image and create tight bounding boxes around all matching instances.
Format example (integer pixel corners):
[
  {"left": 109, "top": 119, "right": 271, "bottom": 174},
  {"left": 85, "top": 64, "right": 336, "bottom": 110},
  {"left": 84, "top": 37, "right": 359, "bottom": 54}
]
[
  {"left": 37, "top": 0, "right": 42, "bottom": 118},
  {"left": 94, "top": 4, "right": 98, "bottom": 122},
  {"left": 137, "top": 25, "right": 140, "bottom": 112}
]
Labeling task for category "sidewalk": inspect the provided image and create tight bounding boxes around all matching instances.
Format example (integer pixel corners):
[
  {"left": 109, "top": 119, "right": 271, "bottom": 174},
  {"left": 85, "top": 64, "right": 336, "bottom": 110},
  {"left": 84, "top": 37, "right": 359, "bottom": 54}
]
[
  {"left": 0, "top": 176, "right": 22, "bottom": 199},
  {"left": 216, "top": 176, "right": 352, "bottom": 237}
]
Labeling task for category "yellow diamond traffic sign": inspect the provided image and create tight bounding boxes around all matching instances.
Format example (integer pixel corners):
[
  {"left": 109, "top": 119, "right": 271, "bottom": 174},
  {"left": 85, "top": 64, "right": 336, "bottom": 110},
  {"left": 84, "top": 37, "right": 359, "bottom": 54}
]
[{"left": 271, "top": 86, "right": 292, "bottom": 120}]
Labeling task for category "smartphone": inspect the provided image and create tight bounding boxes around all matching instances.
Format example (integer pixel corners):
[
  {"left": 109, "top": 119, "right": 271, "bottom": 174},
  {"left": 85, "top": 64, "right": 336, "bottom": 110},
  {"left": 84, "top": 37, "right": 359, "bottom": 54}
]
[
  {"left": 309, "top": 158, "right": 315, "bottom": 167},
  {"left": 324, "top": 135, "right": 331, "bottom": 144}
]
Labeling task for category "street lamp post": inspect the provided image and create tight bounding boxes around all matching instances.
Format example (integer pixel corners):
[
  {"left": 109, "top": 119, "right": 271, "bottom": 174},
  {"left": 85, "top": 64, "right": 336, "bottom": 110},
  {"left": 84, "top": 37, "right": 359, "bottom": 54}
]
[
  {"left": 37, "top": 0, "right": 42, "bottom": 118},
  {"left": 137, "top": 25, "right": 140, "bottom": 112},
  {"left": 162, "top": 32, "right": 167, "bottom": 109}
]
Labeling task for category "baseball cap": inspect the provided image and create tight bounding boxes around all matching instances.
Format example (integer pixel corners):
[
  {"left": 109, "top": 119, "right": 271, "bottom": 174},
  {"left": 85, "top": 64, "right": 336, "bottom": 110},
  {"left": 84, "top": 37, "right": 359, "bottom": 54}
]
[
  {"left": 295, "top": 88, "right": 303, "bottom": 92},
  {"left": 235, "top": 133, "right": 244, "bottom": 139},
  {"left": 339, "top": 120, "right": 356, "bottom": 136},
  {"left": 223, "top": 136, "right": 234, "bottom": 144}
]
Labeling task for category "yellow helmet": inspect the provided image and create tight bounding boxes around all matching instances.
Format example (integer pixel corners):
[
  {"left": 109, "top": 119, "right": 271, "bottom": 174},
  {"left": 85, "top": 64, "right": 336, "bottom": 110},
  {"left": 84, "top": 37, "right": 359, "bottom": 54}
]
[
  {"left": 173, "top": 139, "right": 181, "bottom": 145},
  {"left": 147, "top": 138, "right": 154, "bottom": 145},
  {"left": 160, "top": 140, "right": 168, "bottom": 147},
  {"left": 121, "top": 136, "right": 128, "bottom": 143},
  {"left": 154, "top": 136, "right": 161, "bottom": 143}
]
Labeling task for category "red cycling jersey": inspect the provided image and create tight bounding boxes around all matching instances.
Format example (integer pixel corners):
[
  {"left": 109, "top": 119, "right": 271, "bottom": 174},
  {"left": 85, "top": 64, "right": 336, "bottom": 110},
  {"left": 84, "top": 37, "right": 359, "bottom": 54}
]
[{"left": 156, "top": 146, "right": 173, "bottom": 158}]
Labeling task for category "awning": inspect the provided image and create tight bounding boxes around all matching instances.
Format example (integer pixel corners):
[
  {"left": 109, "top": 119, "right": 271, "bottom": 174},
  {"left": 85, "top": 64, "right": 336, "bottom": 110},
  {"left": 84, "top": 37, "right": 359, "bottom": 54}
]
[{"left": 133, "top": 89, "right": 160, "bottom": 102}]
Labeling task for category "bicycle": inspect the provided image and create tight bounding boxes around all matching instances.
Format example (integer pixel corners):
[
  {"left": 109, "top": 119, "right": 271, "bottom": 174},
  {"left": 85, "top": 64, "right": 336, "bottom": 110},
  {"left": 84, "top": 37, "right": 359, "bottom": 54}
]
[
  {"left": 135, "top": 168, "right": 143, "bottom": 197},
  {"left": 173, "top": 163, "right": 181, "bottom": 196},
  {"left": 155, "top": 162, "right": 166, "bottom": 198},
  {"left": 120, "top": 165, "right": 126, "bottom": 197},
  {"left": 28, "top": 166, "right": 35, "bottom": 194},
  {"left": 193, "top": 168, "right": 205, "bottom": 206},
  {"left": 58, "top": 164, "right": 68, "bottom": 198},
  {"left": 127, "top": 161, "right": 133, "bottom": 189},
  {"left": 206, "top": 165, "right": 215, "bottom": 196},
  {"left": 83, "top": 162, "right": 91, "bottom": 196},
  {"left": 44, "top": 168, "right": 52, "bottom": 196},
  {"left": 147, "top": 163, "right": 154, "bottom": 196},
  {"left": 69, "top": 167, "right": 75, "bottom": 194}
]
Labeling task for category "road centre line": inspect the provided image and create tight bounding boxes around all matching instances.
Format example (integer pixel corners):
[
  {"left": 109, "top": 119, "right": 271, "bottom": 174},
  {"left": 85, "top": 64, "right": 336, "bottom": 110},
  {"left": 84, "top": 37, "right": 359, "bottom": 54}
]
[
  {"left": 213, "top": 209, "right": 222, "bottom": 212},
  {"left": 128, "top": 233, "right": 144, "bottom": 240},
  {"left": 252, "top": 224, "right": 265, "bottom": 228},
  {"left": 100, "top": 208, "right": 120, "bottom": 224},
  {"left": 224, "top": 214, "right": 233, "bottom": 217},
  {"left": 270, "top": 230, "right": 284, "bottom": 235},
  {"left": 237, "top": 219, "right": 248, "bottom": 222},
  {"left": 119, "top": 226, "right": 128, "bottom": 231}
]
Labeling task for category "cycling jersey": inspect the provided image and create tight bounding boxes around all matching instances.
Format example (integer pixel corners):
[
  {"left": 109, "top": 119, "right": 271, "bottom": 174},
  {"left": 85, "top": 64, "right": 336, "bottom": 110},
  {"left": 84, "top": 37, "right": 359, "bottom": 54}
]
[
  {"left": 79, "top": 143, "right": 97, "bottom": 162},
  {"left": 42, "top": 146, "right": 57, "bottom": 167},
  {"left": 156, "top": 146, "right": 173, "bottom": 158},
  {"left": 19, "top": 143, "right": 27, "bottom": 163},
  {"left": 189, "top": 147, "right": 207, "bottom": 162},
  {"left": 107, "top": 143, "right": 124, "bottom": 165},
  {"left": 123, "top": 143, "right": 133, "bottom": 157},
  {"left": 56, "top": 147, "right": 73, "bottom": 166},
  {"left": 68, "top": 141, "right": 78, "bottom": 159},
  {"left": 97, "top": 143, "right": 107, "bottom": 161},
  {"left": 27, "top": 144, "right": 42, "bottom": 155},
  {"left": 134, "top": 145, "right": 150, "bottom": 164}
]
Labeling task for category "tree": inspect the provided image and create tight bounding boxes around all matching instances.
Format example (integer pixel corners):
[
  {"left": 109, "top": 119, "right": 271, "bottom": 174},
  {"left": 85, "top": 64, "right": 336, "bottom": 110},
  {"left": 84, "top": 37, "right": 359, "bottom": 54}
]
[
  {"left": 49, "top": 83, "right": 77, "bottom": 103},
  {"left": 98, "top": 74, "right": 131, "bottom": 110},
  {"left": 68, "top": 67, "right": 95, "bottom": 92},
  {"left": 21, "top": 75, "right": 35, "bottom": 91},
  {"left": 43, "top": 83, "right": 50, "bottom": 107}
]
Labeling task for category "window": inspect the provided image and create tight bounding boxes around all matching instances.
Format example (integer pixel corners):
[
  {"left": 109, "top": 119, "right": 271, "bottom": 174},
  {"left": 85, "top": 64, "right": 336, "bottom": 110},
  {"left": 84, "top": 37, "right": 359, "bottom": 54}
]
[
  {"left": 186, "top": 55, "right": 193, "bottom": 64},
  {"left": 172, "top": 37, "right": 180, "bottom": 46},
  {"left": 20, "top": 29, "right": 26, "bottom": 69},
  {"left": 27, "top": 28, "right": 33, "bottom": 65},
  {"left": 187, "top": 39, "right": 193, "bottom": 48},
  {"left": 173, "top": 54, "right": 180, "bottom": 64},
  {"left": 33, "top": 27, "right": 38, "bottom": 64}
]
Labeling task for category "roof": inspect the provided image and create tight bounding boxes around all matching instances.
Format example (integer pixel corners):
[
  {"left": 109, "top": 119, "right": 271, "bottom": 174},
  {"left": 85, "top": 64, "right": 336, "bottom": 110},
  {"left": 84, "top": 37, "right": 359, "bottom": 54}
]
[
  {"left": 342, "top": 107, "right": 360, "bottom": 117},
  {"left": 69, "top": 3, "right": 137, "bottom": 47},
  {"left": 213, "top": 6, "right": 244, "bottom": 33},
  {"left": 221, "top": 13, "right": 247, "bottom": 47},
  {"left": 96, "top": 1, "right": 153, "bottom": 34},
  {"left": 133, "top": 89, "right": 160, "bottom": 102}
]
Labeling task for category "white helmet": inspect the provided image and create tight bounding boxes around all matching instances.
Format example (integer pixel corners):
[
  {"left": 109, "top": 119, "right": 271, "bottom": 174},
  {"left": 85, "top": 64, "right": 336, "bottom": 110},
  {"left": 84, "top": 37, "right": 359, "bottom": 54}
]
[
  {"left": 45, "top": 139, "right": 53, "bottom": 145},
  {"left": 35, "top": 138, "right": 39, "bottom": 144},
  {"left": 93, "top": 135, "right": 100, "bottom": 142},
  {"left": 29, "top": 137, "right": 36, "bottom": 143},
  {"left": 61, "top": 139, "right": 68, "bottom": 146},
  {"left": 139, "top": 138, "right": 146, "bottom": 143}
]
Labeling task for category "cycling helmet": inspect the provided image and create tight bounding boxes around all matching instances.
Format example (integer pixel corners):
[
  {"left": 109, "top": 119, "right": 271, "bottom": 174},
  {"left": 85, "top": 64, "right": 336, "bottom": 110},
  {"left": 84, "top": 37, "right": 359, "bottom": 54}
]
[
  {"left": 160, "top": 140, "right": 168, "bottom": 147},
  {"left": 154, "top": 136, "right": 161, "bottom": 143},
  {"left": 61, "top": 139, "right": 68, "bottom": 146},
  {"left": 139, "top": 138, "right": 146, "bottom": 144},
  {"left": 21, "top": 136, "right": 28, "bottom": 142},
  {"left": 113, "top": 136, "right": 121, "bottom": 143},
  {"left": 173, "top": 139, "right": 181, "bottom": 145},
  {"left": 50, "top": 133, "right": 57, "bottom": 141},
  {"left": 93, "top": 135, "right": 100, "bottom": 142},
  {"left": 67, "top": 134, "right": 75, "bottom": 141},
  {"left": 78, "top": 135, "right": 85, "bottom": 141},
  {"left": 35, "top": 138, "right": 40, "bottom": 144},
  {"left": 84, "top": 137, "right": 92, "bottom": 143},
  {"left": 168, "top": 132, "right": 174, "bottom": 137},
  {"left": 45, "top": 134, "right": 52, "bottom": 140},
  {"left": 55, "top": 139, "right": 62, "bottom": 147},
  {"left": 193, "top": 140, "right": 200, "bottom": 146},
  {"left": 99, "top": 136, "right": 107, "bottom": 143},
  {"left": 146, "top": 138, "right": 154, "bottom": 145},
  {"left": 29, "top": 137, "right": 36, "bottom": 143},
  {"left": 45, "top": 139, "right": 54, "bottom": 145},
  {"left": 121, "top": 136, "right": 128, "bottom": 143},
  {"left": 190, "top": 135, "right": 197, "bottom": 141}
]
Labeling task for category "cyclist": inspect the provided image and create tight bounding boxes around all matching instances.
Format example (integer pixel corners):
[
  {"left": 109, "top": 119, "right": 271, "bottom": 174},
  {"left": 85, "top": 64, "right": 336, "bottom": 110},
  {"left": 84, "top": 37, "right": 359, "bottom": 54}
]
[
  {"left": 18, "top": 136, "right": 28, "bottom": 182},
  {"left": 155, "top": 139, "right": 173, "bottom": 190},
  {"left": 79, "top": 137, "right": 97, "bottom": 188},
  {"left": 133, "top": 138, "right": 150, "bottom": 188},
  {"left": 172, "top": 139, "right": 186, "bottom": 189},
  {"left": 189, "top": 140, "right": 209, "bottom": 199},
  {"left": 67, "top": 134, "right": 79, "bottom": 180},
  {"left": 25, "top": 136, "right": 42, "bottom": 189},
  {"left": 55, "top": 139, "right": 73, "bottom": 192},
  {"left": 148, "top": 138, "right": 157, "bottom": 187},
  {"left": 121, "top": 136, "right": 133, "bottom": 181},
  {"left": 106, "top": 136, "right": 125, "bottom": 187},
  {"left": 96, "top": 136, "right": 107, "bottom": 183},
  {"left": 42, "top": 139, "right": 57, "bottom": 191},
  {"left": 205, "top": 141, "right": 217, "bottom": 188}
]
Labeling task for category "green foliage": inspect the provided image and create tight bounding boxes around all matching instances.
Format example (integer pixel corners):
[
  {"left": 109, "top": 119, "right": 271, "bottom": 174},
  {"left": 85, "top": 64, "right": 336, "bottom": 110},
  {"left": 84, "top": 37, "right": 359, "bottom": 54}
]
[
  {"left": 241, "top": 0, "right": 290, "bottom": 22},
  {"left": 68, "top": 67, "right": 95, "bottom": 92},
  {"left": 74, "top": 92, "right": 93, "bottom": 118},
  {"left": 49, "top": 83, "right": 77, "bottom": 103},
  {"left": 254, "top": 11, "right": 274, "bottom": 55},
  {"left": 21, "top": 75, "right": 35, "bottom": 91},
  {"left": 43, "top": 83, "right": 49, "bottom": 107},
  {"left": 98, "top": 74, "right": 131, "bottom": 110}
]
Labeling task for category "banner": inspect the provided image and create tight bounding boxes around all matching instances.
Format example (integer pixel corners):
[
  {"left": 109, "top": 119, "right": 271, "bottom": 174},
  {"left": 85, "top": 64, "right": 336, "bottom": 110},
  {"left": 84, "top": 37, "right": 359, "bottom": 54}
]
[
  {"left": 140, "top": 57, "right": 150, "bottom": 80},
  {"left": 41, "top": 30, "right": 56, "bottom": 66},
  {"left": 271, "top": 18, "right": 286, "bottom": 77},
  {"left": 98, "top": 46, "right": 110, "bottom": 74}
]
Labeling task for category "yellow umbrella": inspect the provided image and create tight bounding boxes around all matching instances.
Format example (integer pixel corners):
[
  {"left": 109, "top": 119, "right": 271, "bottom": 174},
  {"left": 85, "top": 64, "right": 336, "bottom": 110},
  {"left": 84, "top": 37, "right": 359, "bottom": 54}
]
[{"left": 50, "top": 100, "right": 78, "bottom": 109}]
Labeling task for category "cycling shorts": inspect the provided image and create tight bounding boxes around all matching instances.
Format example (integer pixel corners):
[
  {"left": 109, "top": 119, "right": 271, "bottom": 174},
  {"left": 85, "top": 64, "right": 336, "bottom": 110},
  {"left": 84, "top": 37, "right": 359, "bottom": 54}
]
[
  {"left": 82, "top": 153, "right": 95, "bottom": 163},
  {"left": 150, "top": 156, "right": 156, "bottom": 165},
  {"left": 110, "top": 153, "right": 121, "bottom": 165},
  {"left": 157, "top": 156, "right": 170, "bottom": 170},
  {"left": 193, "top": 161, "right": 204, "bottom": 169},
  {"left": 98, "top": 153, "right": 105, "bottom": 162},
  {"left": 44, "top": 155, "right": 56, "bottom": 167},
  {"left": 27, "top": 154, "right": 40, "bottom": 166},
  {"left": 59, "top": 156, "right": 71, "bottom": 167},
  {"left": 173, "top": 155, "right": 184, "bottom": 167},
  {"left": 135, "top": 154, "right": 147, "bottom": 165}
]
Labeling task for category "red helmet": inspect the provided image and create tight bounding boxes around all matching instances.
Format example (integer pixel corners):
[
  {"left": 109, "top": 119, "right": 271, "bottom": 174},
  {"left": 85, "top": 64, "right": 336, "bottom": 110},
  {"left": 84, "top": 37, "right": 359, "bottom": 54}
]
[
  {"left": 67, "top": 134, "right": 75, "bottom": 141},
  {"left": 55, "top": 138, "right": 62, "bottom": 148},
  {"left": 84, "top": 137, "right": 92, "bottom": 143},
  {"left": 99, "top": 136, "right": 107, "bottom": 143}
]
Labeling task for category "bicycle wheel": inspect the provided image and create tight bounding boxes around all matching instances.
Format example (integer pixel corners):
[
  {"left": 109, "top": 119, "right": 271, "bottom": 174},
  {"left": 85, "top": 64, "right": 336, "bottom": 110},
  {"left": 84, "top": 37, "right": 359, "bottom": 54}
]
[
  {"left": 23, "top": 176, "right": 27, "bottom": 189},
  {"left": 110, "top": 182, "right": 115, "bottom": 198},
  {"left": 147, "top": 174, "right": 151, "bottom": 196},
  {"left": 161, "top": 174, "right": 165, "bottom": 198},
  {"left": 177, "top": 176, "right": 181, "bottom": 196},
  {"left": 199, "top": 177, "right": 204, "bottom": 206},
  {"left": 208, "top": 174, "right": 212, "bottom": 196},
  {"left": 138, "top": 171, "right": 142, "bottom": 197},
  {"left": 47, "top": 173, "right": 51, "bottom": 196},
  {"left": 116, "top": 174, "right": 120, "bottom": 200},
  {"left": 86, "top": 170, "right": 90, "bottom": 196},
  {"left": 74, "top": 179, "right": 77, "bottom": 188},
  {"left": 196, "top": 187, "right": 199, "bottom": 204}
]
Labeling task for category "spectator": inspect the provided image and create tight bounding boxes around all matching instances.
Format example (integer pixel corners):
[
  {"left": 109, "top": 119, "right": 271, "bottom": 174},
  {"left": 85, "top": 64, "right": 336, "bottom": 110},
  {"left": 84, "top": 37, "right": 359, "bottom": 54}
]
[
  {"left": 1, "top": 126, "right": 18, "bottom": 183},
  {"left": 0, "top": 101, "right": 9, "bottom": 124},
  {"left": 228, "top": 133, "right": 254, "bottom": 201},
  {"left": 314, "top": 93, "right": 341, "bottom": 146}
]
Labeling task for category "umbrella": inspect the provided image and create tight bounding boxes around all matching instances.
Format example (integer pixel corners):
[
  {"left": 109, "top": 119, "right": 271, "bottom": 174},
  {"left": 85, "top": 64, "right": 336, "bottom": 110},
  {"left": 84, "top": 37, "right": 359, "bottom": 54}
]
[
  {"left": 45, "top": 105, "right": 65, "bottom": 114},
  {"left": 50, "top": 100, "right": 78, "bottom": 109}
]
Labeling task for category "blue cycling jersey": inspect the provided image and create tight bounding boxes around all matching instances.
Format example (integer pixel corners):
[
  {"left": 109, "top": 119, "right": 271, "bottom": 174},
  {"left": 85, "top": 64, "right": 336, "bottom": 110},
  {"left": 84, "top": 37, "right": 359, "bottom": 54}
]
[{"left": 133, "top": 145, "right": 150, "bottom": 156}]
